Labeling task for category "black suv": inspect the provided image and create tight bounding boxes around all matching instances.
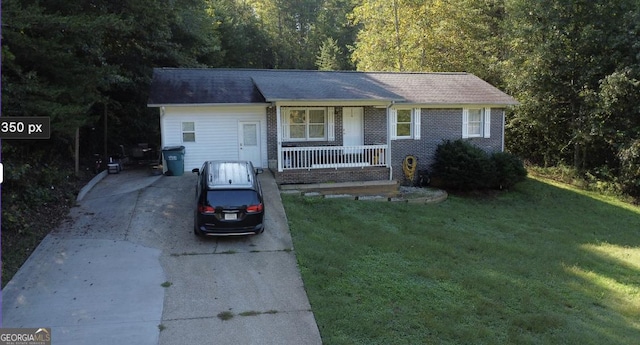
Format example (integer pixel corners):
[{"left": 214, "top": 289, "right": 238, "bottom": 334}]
[{"left": 192, "top": 161, "right": 265, "bottom": 236}]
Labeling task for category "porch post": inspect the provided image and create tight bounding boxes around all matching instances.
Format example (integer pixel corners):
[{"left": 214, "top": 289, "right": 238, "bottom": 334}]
[
  {"left": 386, "top": 103, "right": 394, "bottom": 180},
  {"left": 276, "top": 105, "right": 283, "bottom": 172}
]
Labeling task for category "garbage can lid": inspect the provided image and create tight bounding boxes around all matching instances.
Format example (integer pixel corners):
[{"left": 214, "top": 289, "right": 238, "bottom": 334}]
[{"left": 163, "top": 145, "right": 185, "bottom": 151}]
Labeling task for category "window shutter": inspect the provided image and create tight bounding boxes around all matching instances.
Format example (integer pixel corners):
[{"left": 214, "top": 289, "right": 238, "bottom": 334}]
[
  {"left": 483, "top": 108, "right": 491, "bottom": 138},
  {"left": 327, "top": 107, "right": 335, "bottom": 141},
  {"left": 281, "top": 109, "right": 290, "bottom": 140},
  {"left": 462, "top": 109, "right": 469, "bottom": 138},
  {"left": 390, "top": 108, "right": 398, "bottom": 140},
  {"left": 413, "top": 108, "right": 421, "bottom": 140}
]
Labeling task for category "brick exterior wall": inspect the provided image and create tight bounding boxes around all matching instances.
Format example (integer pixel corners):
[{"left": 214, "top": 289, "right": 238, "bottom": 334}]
[
  {"left": 267, "top": 105, "right": 505, "bottom": 185},
  {"left": 363, "top": 107, "right": 387, "bottom": 145},
  {"left": 392, "top": 108, "right": 504, "bottom": 183},
  {"left": 275, "top": 167, "right": 389, "bottom": 185}
]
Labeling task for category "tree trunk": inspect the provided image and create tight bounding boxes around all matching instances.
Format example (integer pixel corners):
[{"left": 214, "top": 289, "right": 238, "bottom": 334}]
[{"left": 75, "top": 127, "right": 80, "bottom": 176}]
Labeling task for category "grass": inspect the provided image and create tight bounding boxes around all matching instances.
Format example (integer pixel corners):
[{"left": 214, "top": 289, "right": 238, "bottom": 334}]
[{"left": 282, "top": 177, "right": 640, "bottom": 345}]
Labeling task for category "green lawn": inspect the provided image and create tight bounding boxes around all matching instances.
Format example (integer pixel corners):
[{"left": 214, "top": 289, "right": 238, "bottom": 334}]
[{"left": 282, "top": 177, "right": 640, "bottom": 345}]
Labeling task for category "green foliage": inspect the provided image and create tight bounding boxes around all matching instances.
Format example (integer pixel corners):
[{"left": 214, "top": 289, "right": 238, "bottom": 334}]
[
  {"left": 492, "top": 152, "right": 528, "bottom": 189},
  {"left": 210, "top": 0, "right": 273, "bottom": 68},
  {"left": 2, "top": 0, "right": 225, "bottom": 158},
  {"left": 316, "top": 37, "right": 342, "bottom": 70},
  {"left": 431, "top": 140, "right": 497, "bottom": 190},
  {"left": 1, "top": 143, "right": 79, "bottom": 233},
  {"left": 618, "top": 140, "right": 640, "bottom": 199},
  {"left": 350, "top": 0, "right": 502, "bottom": 79},
  {"left": 503, "top": 0, "right": 640, "bottom": 168},
  {"left": 431, "top": 140, "right": 526, "bottom": 191},
  {"left": 247, "top": 0, "right": 358, "bottom": 69}
]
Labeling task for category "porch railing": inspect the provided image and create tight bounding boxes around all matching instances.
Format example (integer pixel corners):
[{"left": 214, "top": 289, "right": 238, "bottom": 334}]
[{"left": 281, "top": 144, "right": 387, "bottom": 170}]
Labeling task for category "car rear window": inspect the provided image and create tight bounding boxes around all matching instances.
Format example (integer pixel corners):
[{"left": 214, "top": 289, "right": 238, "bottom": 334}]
[{"left": 206, "top": 190, "right": 260, "bottom": 207}]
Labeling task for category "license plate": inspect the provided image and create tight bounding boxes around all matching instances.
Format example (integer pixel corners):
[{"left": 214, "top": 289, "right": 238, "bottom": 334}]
[{"left": 224, "top": 213, "right": 238, "bottom": 220}]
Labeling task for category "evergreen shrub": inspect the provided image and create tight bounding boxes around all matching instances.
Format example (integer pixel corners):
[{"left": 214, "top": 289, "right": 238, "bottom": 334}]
[{"left": 431, "top": 139, "right": 526, "bottom": 191}]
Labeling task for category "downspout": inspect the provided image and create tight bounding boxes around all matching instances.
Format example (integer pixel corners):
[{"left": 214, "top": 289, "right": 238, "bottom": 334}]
[
  {"left": 501, "top": 109, "right": 505, "bottom": 152},
  {"left": 160, "top": 106, "right": 166, "bottom": 174},
  {"left": 387, "top": 102, "right": 395, "bottom": 181}
]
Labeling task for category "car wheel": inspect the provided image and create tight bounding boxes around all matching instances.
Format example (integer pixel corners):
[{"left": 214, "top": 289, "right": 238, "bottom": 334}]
[{"left": 194, "top": 219, "right": 203, "bottom": 237}]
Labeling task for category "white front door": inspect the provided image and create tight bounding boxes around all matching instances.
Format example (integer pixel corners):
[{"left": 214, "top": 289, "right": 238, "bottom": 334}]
[
  {"left": 239, "top": 121, "right": 262, "bottom": 167},
  {"left": 343, "top": 107, "right": 364, "bottom": 154}
]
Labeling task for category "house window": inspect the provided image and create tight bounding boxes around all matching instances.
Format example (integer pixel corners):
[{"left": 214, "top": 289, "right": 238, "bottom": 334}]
[
  {"left": 182, "top": 122, "right": 196, "bottom": 142},
  {"left": 396, "top": 109, "right": 412, "bottom": 138},
  {"left": 467, "top": 109, "right": 483, "bottom": 137},
  {"left": 391, "top": 108, "right": 421, "bottom": 140},
  {"left": 283, "top": 108, "right": 327, "bottom": 141},
  {"left": 463, "top": 108, "right": 491, "bottom": 139}
]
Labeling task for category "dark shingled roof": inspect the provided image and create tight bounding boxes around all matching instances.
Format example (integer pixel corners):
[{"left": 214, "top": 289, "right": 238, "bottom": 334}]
[
  {"left": 148, "top": 68, "right": 518, "bottom": 106},
  {"left": 148, "top": 69, "right": 265, "bottom": 105}
]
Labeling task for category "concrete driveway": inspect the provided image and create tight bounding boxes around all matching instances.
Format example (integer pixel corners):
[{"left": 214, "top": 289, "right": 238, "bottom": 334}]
[{"left": 2, "top": 168, "right": 322, "bottom": 345}]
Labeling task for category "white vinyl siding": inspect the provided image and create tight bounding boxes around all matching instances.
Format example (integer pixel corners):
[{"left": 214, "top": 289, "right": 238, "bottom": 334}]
[{"left": 161, "top": 106, "right": 268, "bottom": 171}]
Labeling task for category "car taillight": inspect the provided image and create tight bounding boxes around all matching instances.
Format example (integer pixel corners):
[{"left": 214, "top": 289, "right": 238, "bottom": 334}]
[
  {"left": 198, "top": 205, "right": 215, "bottom": 214},
  {"left": 246, "top": 203, "right": 263, "bottom": 213}
]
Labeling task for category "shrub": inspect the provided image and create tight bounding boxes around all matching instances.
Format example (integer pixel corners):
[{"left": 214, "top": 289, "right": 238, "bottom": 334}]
[
  {"left": 491, "top": 152, "right": 528, "bottom": 189},
  {"left": 431, "top": 140, "right": 526, "bottom": 191},
  {"left": 431, "top": 140, "right": 496, "bottom": 190}
]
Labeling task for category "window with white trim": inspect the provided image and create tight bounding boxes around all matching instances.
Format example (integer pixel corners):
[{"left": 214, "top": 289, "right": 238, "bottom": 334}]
[
  {"left": 182, "top": 122, "right": 196, "bottom": 142},
  {"left": 396, "top": 109, "right": 412, "bottom": 138},
  {"left": 390, "top": 108, "right": 421, "bottom": 140},
  {"left": 283, "top": 107, "right": 334, "bottom": 141},
  {"left": 463, "top": 108, "right": 491, "bottom": 138}
]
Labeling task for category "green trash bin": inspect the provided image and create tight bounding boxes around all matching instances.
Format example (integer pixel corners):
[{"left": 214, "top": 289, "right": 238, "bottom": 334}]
[{"left": 162, "top": 146, "right": 185, "bottom": 176}]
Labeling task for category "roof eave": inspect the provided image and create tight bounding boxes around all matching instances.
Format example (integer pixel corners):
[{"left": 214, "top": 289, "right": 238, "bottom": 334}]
[
  {"left": 395, "top": 100, "right": 520, "bottom": 108},
  {"left": 271, "top": 99, "right": 401, "bottom": 106},
  {"left": 148, "top": 102, "right": 271, "bottom": 108}
]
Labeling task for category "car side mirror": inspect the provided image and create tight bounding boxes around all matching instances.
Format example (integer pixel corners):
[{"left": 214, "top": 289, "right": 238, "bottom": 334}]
[
  {"left": 255, "top": 168, "right": 264, "bottom": 174},
  {"left": 191, "top": 168, "right": 200, "bottom": 175}
]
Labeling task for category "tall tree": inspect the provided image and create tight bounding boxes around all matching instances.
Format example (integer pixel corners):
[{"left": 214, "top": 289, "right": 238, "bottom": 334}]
[
  {"left": 209, "top": 0, "right": 273, "bottom": 68},
  {"left": 2, "top": 0, "right": 225, "bottom": 158},
  {"left": 316, "top": 37, "right": 342, "bottom": 70},
  {"left": 502, "top": 0, "right": 640, "bottom": 170},
  {"left": 247, "top": 0, "right": 357, "bottom": 69},
  {"left": 350, "top": 0, "right": 503, "bottom": 79}
]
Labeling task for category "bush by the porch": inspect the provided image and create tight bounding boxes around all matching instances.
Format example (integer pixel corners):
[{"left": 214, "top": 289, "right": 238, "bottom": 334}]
[{"left": 431, "top": 139, "right": 526, "bottom": 191}]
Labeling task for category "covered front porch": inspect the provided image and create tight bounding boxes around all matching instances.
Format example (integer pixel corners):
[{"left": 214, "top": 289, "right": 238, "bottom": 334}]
[
  {"left": 273, "top": 144, "right": 391, "bottom": 185},
  {"left": 269, "top": 103, "right": 393, "bottom": 185}
]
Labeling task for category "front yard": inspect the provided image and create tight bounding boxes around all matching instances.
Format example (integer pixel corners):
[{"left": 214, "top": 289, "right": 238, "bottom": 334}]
[{"left": 282, "top": 177, "right": 640, "bottom": 345}]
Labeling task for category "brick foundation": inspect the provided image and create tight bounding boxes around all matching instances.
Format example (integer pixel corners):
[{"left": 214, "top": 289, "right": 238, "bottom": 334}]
[{"left": 274, "top": 167, "right": 390, "bottom": 185}]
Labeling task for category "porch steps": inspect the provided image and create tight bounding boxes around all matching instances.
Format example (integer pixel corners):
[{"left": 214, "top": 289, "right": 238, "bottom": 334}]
[{"left": 279, "top": 179, "right": 400, "bottom": 197}]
